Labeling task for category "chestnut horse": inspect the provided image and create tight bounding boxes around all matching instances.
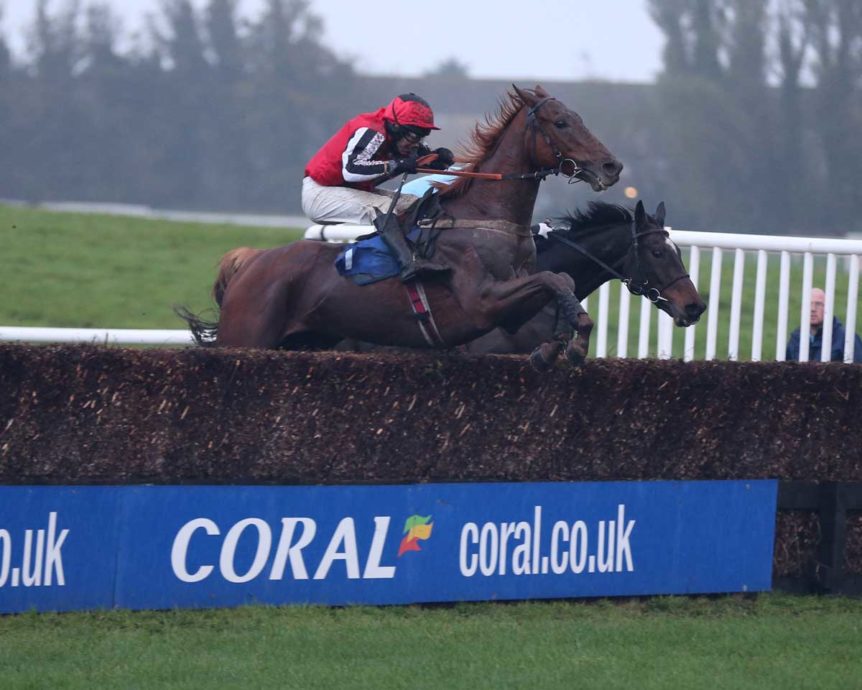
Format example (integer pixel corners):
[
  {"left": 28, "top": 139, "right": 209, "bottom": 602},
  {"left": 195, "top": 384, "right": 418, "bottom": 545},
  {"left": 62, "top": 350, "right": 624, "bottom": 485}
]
[
  {"left": 465, "top": 200, "right": 706, "bottom": 368},
  {"left": 178, "top": 85, "right": 623, "bottom": 363}
]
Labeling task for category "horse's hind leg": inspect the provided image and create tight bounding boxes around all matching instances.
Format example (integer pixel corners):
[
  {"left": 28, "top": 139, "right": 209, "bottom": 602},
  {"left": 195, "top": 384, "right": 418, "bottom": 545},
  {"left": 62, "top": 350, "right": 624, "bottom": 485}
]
[
  {"left": 217, "top": 280, "right": 292, "bottom": 348},
  {"left": 217, "top": 307, "right": 287, "bottom": 348}
]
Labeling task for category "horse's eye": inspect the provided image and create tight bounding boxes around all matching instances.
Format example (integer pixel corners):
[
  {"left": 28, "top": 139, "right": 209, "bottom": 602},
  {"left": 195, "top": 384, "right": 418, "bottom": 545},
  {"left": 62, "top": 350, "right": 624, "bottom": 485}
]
[
  {"left": 651, "top": 249, "right": 663, "bottom": 258},
  {"left": 554, "top": 119, "right": 568, "bottom": 129}
]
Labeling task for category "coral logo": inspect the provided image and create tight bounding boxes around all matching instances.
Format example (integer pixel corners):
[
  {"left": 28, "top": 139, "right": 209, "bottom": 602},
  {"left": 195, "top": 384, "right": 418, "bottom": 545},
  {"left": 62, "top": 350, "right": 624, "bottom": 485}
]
[{"left": 398, "top": 514, "right": 433, "bottom": 557}]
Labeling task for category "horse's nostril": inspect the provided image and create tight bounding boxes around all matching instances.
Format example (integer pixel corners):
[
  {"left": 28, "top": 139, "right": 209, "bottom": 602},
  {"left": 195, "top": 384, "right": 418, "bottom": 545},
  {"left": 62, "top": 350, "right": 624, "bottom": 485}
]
[
  {"left": 603, "top": 160, "right": 623, "bottom": 178},
  {"left": 686, "top": 303, "right": 705, "bottom": 320}
]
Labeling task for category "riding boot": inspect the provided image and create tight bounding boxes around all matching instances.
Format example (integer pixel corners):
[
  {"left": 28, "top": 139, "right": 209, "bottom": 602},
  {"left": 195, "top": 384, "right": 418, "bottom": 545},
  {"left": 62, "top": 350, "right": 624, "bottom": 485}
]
[{"left": 374, "top": 212, "right": 450, "bottom": 282}]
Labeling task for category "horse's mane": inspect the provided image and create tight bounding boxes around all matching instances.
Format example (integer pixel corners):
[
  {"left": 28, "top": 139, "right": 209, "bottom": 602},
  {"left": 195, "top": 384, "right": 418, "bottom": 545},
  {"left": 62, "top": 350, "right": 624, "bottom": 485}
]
[
  {"left": 437, "top": 88, "right": 527, "bottom": 199},
  {"left": 554, "top": 202, "right": 633, "bottom": 237},
  {"left": 535, "top": 202, "right": 633, "bottom": 255}
]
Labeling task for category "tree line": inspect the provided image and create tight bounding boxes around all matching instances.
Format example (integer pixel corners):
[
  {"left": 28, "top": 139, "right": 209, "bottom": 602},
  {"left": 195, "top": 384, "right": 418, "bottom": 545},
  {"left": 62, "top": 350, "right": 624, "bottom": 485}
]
[
  {"left": 647, "top": 0, "right": 862, "bottom": 234},
  {"left": 0, "top": 0, "right": 860, "bottom": 234},
  {"left": 0, "top": 0, "right": 363, "bottom": 211}
]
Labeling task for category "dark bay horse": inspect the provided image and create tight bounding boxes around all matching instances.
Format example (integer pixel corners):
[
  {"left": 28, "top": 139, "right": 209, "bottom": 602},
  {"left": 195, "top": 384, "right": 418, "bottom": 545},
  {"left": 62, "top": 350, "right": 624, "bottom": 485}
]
[
  {"left": 179, "top": 85, "right": 623, "bottom": 364},
  {"left": 464, "top": 201, "right": 706, "bottom": 368}
]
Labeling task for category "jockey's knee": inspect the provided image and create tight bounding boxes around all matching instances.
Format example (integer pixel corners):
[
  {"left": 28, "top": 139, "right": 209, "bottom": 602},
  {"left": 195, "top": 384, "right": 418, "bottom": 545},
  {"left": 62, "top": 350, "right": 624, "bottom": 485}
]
[
  {"left": 559, "top": 273, "right": 575, "bottom": 292},
  {"left": 357, "top": 205, "right": 379, "bottom": 225}
]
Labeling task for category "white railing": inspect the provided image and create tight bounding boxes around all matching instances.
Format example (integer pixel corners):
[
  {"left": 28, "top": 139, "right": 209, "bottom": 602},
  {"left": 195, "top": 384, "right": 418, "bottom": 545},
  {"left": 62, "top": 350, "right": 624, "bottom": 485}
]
[
  {"left": 650, "top": 229, "right": 862, "bottom": 363},
  {"left": 0, "top": 327, "right": 193, "bottom": 346},
  {"left": 4, "top": 228, "right": 861, "bottom": 361},
  {"left": 304, "top": 224, "right": 862, "bottom": 363}
]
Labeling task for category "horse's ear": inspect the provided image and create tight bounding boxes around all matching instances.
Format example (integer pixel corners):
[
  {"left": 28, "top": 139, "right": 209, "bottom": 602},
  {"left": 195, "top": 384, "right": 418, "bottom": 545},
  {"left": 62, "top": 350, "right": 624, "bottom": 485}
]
[
  {"left": 534, "top": 84, "right": 550, "bottom": 97},
  {"left": 654, "top": 202, "right": 666, "bottom": 227},
  {"left": 635, "top": 200, "right": 646, "bottom": 226},
  {"left": 512, "top": 84, "right": 537, "bottom": 106}
]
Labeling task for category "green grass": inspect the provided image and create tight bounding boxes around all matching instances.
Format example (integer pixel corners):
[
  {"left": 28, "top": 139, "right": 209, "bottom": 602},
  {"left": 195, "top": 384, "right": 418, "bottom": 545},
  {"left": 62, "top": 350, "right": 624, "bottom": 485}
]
[
  {"left": 0, "top": 205, "right": 301, "bottom": 329},
  {"left": 0, "top": 594, "right": 859, "bottom": 689},
  {"left": 2, "top": 204, "right": 860, "bottom": 361},
  {"left": 578, "top": 248, "right": 862, "bottom": 361},
  {"left": 2, "top": 208, "right": 860, "bottom": 685}
]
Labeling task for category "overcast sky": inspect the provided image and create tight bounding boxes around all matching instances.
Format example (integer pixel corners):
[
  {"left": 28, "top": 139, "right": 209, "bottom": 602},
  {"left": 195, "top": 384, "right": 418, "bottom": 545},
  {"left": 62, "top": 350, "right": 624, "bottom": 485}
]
[{"left": 2, "top": 0, "right": 664, "bottom": 82}]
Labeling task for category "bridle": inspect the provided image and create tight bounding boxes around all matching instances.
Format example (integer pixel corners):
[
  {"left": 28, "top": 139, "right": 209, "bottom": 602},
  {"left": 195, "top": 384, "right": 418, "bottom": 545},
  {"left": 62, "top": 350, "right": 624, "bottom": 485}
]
[
  {"left": 522, "top": 96, "right": 585, "bottom": 185},
  {"left": 545, "top": 224, "right": 690, "bottom": 304},
  {"left": 433, "top": 96, "right": 600, "bottom": 184}
]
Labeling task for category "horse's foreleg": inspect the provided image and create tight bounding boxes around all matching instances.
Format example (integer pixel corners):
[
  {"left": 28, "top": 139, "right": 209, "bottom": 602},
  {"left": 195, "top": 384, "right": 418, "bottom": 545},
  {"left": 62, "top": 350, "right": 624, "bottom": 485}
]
[
  {"left": 558, "top": 294, "right": 593, "bottom": 366},
  {"left": 451, "top": 263, "right": 591, "bottom": 368},
  {"left": 529, "top": 333, "right": 567, "bottom": 371},
  {"left": 532, "top": 287, "right": 592, "bottom": 367}
]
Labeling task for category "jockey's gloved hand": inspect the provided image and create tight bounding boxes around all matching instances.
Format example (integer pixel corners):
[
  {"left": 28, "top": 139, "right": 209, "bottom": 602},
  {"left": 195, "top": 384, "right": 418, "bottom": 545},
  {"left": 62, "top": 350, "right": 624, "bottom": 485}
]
[
  {"left": 391, "top": 153, "right": 419, "bottom": 175},
  {"left": 429, "top": 147, "right": 455, "bottom": 169}
]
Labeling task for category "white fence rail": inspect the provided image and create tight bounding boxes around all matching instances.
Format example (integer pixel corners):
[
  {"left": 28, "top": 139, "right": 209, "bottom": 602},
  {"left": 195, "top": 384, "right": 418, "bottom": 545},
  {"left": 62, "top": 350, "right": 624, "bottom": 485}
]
[
  {"left": 0, "top": 327, "right": 193, "bottom": 346},
  {"left": 305, "top": 225, "right": 862, "bottom": 363},
  {"left": 656, "top": 230, "right": 862, "bottom": 363},
  {"left": 608, "top": 230, "right": 862, "bottom": 362},
  {"left": 4, "top": 228, "right": 861, "bottom": 362}
]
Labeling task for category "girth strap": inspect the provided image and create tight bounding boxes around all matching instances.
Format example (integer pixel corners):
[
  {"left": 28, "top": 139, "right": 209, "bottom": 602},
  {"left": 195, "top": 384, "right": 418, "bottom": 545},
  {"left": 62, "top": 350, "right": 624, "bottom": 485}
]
[
  {"left": 418, "top": 217, "right": 533, "bottom": 237},
  {"left": 404, "top": 280, "right": 446, "bottom": 348}
]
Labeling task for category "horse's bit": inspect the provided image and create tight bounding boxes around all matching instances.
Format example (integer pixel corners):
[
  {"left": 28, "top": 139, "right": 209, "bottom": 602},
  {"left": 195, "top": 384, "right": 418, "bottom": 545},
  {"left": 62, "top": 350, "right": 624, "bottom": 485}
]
[
  {"left": 524, "top": 97, "right": 584, "bottom": 184},
  {"left": 545, "top": 225, "right": 690, "bottom": 304},
  {"left": 457, "top": 96, "right": 584, "bottom": 183}
]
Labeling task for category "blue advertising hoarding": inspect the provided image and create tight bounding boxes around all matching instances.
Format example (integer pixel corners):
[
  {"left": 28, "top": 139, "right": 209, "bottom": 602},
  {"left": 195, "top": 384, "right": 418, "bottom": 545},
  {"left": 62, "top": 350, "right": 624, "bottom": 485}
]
[{"left": 0, "top": 480, "right": 777, "bottom": 613}]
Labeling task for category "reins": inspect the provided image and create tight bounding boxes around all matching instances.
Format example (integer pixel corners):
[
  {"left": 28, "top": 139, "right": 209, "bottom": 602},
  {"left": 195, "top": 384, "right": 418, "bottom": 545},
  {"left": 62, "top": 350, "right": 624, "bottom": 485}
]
[
  {"left": 385, "top": 94, "right": 592, "bottom": 349},
  {"left": 415, "top": 166, "right": 563, "bottom": 181},
  {"left": 412, "top": 96, "right": 585, "bottom": 184},
  {"left": 545, "top": 226, "right": 690, "bottom": 304}
]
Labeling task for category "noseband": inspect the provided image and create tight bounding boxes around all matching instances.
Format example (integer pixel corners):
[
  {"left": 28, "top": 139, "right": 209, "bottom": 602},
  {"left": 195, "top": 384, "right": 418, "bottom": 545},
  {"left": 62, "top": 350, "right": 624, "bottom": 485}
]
[
  {"left": 545, "top": 225, "right": 690, "bottom": 304},
  {"left": 524, "top": 97, "right": 584, "bottom": 184},
  {"left": 625, "top": 228, "right": 691, "bottom": 303}
]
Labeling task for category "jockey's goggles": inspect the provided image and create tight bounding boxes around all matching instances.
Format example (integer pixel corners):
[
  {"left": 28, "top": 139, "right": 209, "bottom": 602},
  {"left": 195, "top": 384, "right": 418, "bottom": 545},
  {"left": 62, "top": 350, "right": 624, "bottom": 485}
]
[{"left": 400, "top": 126, "right": 431, "bottom": 144}]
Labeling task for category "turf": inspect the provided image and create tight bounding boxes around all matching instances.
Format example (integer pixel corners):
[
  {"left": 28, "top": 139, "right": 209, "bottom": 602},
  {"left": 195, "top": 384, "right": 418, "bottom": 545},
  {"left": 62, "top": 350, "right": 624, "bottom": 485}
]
[
  {"left": 0, "top": 594, "right": 859, "bottom": 689},
  {"left": 589, "top": 247, "right": 862, "bottom": 361},
  {"left": 0, "top": 205, "right": 300, "bottom": 329},
  {"left": 2, "top": 204, "right": 860, "bottom": 361},
  {"left": 2, "top": 208, "right": 859, "bottom": 687}
]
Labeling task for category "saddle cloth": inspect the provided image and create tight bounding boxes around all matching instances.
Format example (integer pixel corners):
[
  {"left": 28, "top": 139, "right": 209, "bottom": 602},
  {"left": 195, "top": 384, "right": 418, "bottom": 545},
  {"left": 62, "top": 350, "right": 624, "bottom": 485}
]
[
  {"left": 335, "top": 226, "right": 425, "bottom": 286},
  {"left": 334, "top": 183, "right": 448, "bottom": 286}
]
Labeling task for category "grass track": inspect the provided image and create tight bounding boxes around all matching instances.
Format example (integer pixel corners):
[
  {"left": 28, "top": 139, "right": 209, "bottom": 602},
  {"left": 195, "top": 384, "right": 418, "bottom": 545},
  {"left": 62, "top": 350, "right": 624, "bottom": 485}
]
[
  {"left": 1, "top": 594, "right": 860, "bottom": 689},
  {"left": 3, "top": 204, "right": 860, "bottom": 360},
  {"left": 0, "top": 205, "right": 301, "bottom": 329},
  {"left": 3, "top": 206, "right": 861, "bottom": 687}
]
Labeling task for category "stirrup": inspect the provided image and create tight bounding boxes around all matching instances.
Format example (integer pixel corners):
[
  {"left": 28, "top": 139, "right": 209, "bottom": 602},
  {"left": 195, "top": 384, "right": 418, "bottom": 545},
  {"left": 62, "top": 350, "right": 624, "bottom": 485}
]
[{"left": 399, "top": 260, "right": 451, "bottom": 283}]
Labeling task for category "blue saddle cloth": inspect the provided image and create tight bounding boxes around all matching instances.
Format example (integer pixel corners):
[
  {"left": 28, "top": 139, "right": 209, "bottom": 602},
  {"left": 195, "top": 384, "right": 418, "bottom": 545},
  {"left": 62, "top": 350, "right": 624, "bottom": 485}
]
[{"left": 335, "top": 227, "right": 424, "bottom": 286}]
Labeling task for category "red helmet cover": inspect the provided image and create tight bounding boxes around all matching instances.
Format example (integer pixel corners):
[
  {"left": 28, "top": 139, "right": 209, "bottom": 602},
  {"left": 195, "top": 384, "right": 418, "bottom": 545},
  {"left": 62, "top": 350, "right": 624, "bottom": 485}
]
[{"left": 383, "top": 95, "right": 439, "bottom": 130}]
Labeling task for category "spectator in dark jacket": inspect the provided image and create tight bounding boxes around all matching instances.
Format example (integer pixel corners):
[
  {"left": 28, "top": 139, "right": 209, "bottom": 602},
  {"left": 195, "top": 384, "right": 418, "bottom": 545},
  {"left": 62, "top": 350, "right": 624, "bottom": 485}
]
[{"left": 786, "top": 287, "right": 862, "bottom": 362}]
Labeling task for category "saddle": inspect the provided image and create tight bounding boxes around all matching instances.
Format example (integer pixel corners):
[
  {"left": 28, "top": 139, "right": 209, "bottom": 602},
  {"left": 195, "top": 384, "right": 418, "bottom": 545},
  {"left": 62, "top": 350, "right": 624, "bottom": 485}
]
[{"left": 335, "top": 188, "right": 449, "bottom": 286}]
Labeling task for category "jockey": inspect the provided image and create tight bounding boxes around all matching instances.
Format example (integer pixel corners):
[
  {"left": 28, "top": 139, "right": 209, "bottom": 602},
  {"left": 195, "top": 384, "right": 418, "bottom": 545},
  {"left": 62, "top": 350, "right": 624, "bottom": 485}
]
[{"left": 302, "top": 93, "right": 455, "bottom": 281}]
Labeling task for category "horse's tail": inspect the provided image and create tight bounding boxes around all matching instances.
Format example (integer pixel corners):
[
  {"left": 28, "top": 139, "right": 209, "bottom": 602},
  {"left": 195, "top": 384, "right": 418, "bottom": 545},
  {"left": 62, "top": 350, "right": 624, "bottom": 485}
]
[
  {"left": 173, "top": 305, "right": 220, "bottom": 347},
  {"left": 174, "top": 247, "right": 265, "bottom": 347},
  {"left": 213, "top": 247, "right": 265, "bottom": 306}
]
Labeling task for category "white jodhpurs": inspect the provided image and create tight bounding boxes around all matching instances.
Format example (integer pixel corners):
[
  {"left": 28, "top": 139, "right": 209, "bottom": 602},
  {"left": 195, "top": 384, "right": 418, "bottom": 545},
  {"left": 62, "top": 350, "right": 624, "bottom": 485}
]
[{"left": 301, "top": 176, "right": 419, "bottom": 225}]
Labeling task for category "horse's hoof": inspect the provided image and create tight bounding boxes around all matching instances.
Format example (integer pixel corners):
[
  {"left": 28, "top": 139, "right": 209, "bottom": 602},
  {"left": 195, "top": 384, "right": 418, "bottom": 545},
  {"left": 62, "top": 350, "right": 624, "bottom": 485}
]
[
  {"left": 566, "top": 340, "right": 587, "bottom": 366},
  {"left": 530, "top": 348, "right": 553, "bottom": 372},
  {"left": 530, "top": 340, "right": 565, "bottom": 372}
]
